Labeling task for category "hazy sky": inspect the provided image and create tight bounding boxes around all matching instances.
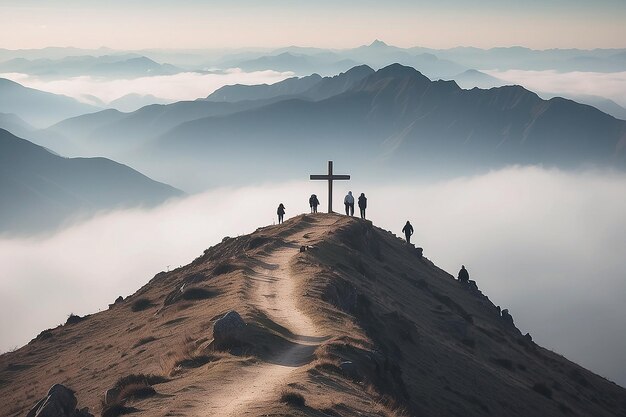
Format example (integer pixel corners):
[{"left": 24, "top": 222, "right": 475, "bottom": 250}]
[{"left": 1, "top": 0, "right": 625, "bottom": 50}]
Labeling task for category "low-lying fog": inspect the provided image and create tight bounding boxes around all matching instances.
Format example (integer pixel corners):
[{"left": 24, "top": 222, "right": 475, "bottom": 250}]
[
  {"left": 485, "top": 69, "right": 626, "bottom": 107},
  {"left": 1, "top": 166, "right": 625, "bottom": 387},
  {"left": 1, "top": 69, "right": 293, "bottom": 105}
]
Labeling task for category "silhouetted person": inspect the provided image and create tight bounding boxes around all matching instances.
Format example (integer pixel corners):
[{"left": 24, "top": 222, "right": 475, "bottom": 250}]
[
  {"left": 458, "top": 265, "right": 469, "bottom": 284},
  {"left": 358, "top": 193, "right": 367, "bottom": 219},
  {"left": 277, "top": 203, "right": 285, "bottom": 224},
  {"left": 344, "top": 191, "right": 354, "bottom": 216},
  {"left": 402, "top": 221, "right": 414, "bottom": 244},
  {"left": 309, "top": 194, "right": 320, "bottom": 213}
]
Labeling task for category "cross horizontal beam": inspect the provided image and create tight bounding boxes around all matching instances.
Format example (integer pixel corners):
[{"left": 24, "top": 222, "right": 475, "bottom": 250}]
[{"left": 310, "top": 175, "right": 351, "bottom": 180}]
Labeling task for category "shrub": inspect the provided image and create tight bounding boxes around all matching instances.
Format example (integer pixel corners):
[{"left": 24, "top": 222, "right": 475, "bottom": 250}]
[
  {"left": 101, "top": 404, "right": 138, "bottom": 417},
  {"left": 532, "top": 383, "right": 553, "bottom": 399},
  {"left": 131, "top": 298, "right": 153, "bottom": 312},
  {"left": 182, "top": 287, "right": 217, "bottom": 301},
  {"left": 115, "top": 373, "right": 168, "bottom": 389},
  {"left": 492, "top": 358, "right": 514, "bottom": 371},
  {"left": 279, "top": 390, "right": 306, "bottom": 407}
]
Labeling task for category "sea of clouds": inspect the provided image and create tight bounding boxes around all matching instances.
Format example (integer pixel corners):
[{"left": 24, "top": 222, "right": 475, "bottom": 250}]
[
  {"left": 0, "top": 68, "right": 294, "bottom": 105},
  {"left": 485, "top": 69, "right": 626, "bottom": 107},
  {"left": 1, "top": 166, "right": 625, "bottom": 386}
]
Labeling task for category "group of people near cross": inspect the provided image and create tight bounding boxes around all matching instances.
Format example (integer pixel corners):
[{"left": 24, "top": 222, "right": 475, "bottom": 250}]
[{"left": 282, "top": 162, "right": 471, "bottom": 286}]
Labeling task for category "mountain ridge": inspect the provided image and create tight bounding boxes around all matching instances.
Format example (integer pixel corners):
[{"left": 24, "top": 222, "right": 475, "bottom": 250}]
[
  {"left": 1, "top": 214, "right": 624, "bottom": 416},
  {"left": 0, "top": 129, "right": 182, "bottom": 235}
]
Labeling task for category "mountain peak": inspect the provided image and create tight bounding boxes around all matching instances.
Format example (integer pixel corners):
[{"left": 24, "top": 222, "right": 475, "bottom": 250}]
[
  {"left": 368, "top": 39, "right": 388, "bottom": 48},
  {"left": 4, "top": 213, "right": 624, "bottom": 416}
]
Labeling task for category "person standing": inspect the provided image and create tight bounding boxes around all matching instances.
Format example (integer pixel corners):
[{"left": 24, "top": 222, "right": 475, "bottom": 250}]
[
  {"left": 277, "top": 203, "right": 286, "bottom": 224},
  {"left": 344, "top": 191, "right": 355, "bottom": 216},
  {"left": 458, "top": 265, "right": 469, "bottom": 284},
  {"left": 358, "top": 193, "right": 367, "bottom": 219},
  {"left": 309, "top": 194, "right": 320, "bottom": 213},
  {"left": 402, "top": 220, "right": 414, "bottom": 244}
]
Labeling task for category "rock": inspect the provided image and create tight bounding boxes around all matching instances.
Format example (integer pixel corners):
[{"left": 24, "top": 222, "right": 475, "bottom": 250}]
[
  {"left": 299, "top": 245, "right": 307, "bottom": 253},
  {"left": 26, "top": 384, "right": 93, "bottom": 417},
  {"left": 415, "top": 247, "right": 423, "bottom": 257},
  {"left": 103, "top": 387, "right": 120, "bottom": 406},
  {"left": 501, "top": 309, "right": 515, "bottom": 326},
  {"left": 339, "top": 361, "right": 360, "bottom": 379},
  {"left": 524, "top": 332, "right": 533, "bottom": 342},
  {"left": 213, "top": 310, "right": 246, "bottom": 343}
]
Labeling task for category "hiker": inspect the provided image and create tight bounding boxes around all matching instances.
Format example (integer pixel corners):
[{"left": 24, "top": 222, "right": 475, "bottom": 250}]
[
  {"left": 402, "top": 220, "right": 414, "bottom": 244},
  {"left": 358, "top": 193, "right": 367, "bottom": 219},
  {"left": 309, "top": 194, "right": 320, "bottom": 213},
  {"left": 277, "top": 203, "right": 286, "bottom": 224},
  {"left": 458, "top": 265, "right": 469, "bottom": 284},
  {"left": 344, "top": 191, "right": 355, "bottom": 216}
]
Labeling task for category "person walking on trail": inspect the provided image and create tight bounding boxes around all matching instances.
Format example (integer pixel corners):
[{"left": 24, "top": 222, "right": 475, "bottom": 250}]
[
  {"left": 358, "top": 193, "right": 367, "bottom": 219},
  {"left": 402, "top": 220, "right": 414, "bottom": 244},
  {"left": 344, "top": 191, "right": 355, "bottom": 216},
  {"left": 309, "top": 194, "right": 320, "bottom": 213},
  {"left": 277, "top": 203, "right": 286, "bottom": 224},
  {"left": 458, "top": 265, "right": 469, "bottom": 284}
]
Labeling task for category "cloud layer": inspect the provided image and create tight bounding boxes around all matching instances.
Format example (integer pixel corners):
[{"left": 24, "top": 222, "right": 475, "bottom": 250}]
[
  {"left": 0, "top": 69, "right": 294, "bottom": 105},
  {"left": 1, "top": 167, "right": 625, "bottom": 386},
  {"left": 486, "top": 69, "right": 626, "bottom": 107}
]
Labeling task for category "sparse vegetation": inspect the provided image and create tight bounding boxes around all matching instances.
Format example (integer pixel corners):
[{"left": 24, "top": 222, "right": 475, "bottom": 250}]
[
  {"left": 101, "top": 373, "right": 168, "bottom": 417},
  {"left": 492, "top": 358, "right": 514, "bottom": 371},
  {"left": 279, "top": 390, "right": 306, "bottom": 407},
  {"left": 133, "top": 336, "right": 157, "bottom": 348},
  {"left": 532, "top": 382, "right": 553, "bottom": 399},
  {"left": 131, "top": 298, "right": 153, "bottom": 312},
  {"left": 182, "top": 286, "right": 217, "bottom": 301}
]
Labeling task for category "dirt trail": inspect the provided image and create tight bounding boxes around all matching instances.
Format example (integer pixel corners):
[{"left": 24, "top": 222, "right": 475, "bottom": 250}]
[{"left": 202, "top": 218, "right": 335, "bottom": 416}]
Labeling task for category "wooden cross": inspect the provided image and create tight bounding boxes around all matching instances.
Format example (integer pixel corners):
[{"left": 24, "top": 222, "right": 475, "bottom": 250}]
[{"left": 310, "top": 161, "right": 350, "bottom": 213}]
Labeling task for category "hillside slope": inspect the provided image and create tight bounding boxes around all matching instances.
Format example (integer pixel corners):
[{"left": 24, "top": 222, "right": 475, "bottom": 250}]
[
  {"left": 0, "top": 78, "right": 99, "bottom": 128},
  {"left": 0, "top": 129, "right": 182, "bottom": 235},
  {"left": 1, "top": 214, "right": 624, "bottom": 416}
]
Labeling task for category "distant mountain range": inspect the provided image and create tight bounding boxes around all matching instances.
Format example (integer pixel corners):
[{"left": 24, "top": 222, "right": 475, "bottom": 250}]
[
  {"left": 0, "top": 78, "right": 99, "bottom": 127},
  {"left": 0, "top": 55, "right": 181, "bottom": 78},
  {"left": 0, "top": 129, "right": 182, "bottom": 235},
  {"left": 40, "top": 64, "right": 626, "bottom": 191}
]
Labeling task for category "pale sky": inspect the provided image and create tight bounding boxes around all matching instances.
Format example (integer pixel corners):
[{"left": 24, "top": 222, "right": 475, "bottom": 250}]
[{"left": 0, "top": 0, "right": 625, "bottom": 50}]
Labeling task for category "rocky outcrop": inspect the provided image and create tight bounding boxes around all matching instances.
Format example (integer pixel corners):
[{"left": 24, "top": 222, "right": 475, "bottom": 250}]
[
  {"left": 213, "top": 310, "right": 246, "bottom": 344},
  {"left": 26, "top": 384, "right": 93, "bottom": 417}
]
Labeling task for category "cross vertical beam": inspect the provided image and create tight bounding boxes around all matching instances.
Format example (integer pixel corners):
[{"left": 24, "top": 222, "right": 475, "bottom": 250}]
[{"left": 310, "top": 160, "right": 350, "bottom": 213}]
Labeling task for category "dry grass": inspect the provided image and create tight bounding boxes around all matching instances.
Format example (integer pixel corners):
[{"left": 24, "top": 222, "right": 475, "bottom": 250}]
[
  {"left": 160, "top": 334, "right": 221, "bottom": 376},
  {"left": 279, "top": 390, "right": 306, "bottom": 407}
]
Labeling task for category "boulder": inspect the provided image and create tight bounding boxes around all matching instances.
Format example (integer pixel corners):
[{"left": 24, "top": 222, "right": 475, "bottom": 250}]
[
  {"left": 26, "top": 384, "right": 93, "bottom": 417},
  {"left": 501, "top": 309, "right": 515, "bottom": 326},
  {"left": 299, "top": 245, "right": 307, "bottom": 253},
  {"left": 415, "top": 247, "right": 423, "bottom": 258},
  {"left": 213, "top": 311, "right": 246, "bottom": 344},
  {"left": 103, "top": 387, "right": 120, "bottom": 406}
]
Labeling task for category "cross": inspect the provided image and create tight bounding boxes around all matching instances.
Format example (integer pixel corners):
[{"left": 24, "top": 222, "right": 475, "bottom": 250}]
[{"left": 310, "top": 161, "right": 350, "bottom": 213}]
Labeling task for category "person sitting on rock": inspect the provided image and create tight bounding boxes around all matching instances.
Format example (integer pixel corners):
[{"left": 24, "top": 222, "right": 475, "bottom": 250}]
[
  {"left": 358, "top": 192, "right": 367, "bottom": 219},
  {"left": 277, "top": 203, "right": 286, "bottom": 224},
  {"left": 344, "top": 191, "right": 355, "bottom": 216},
  {"left": 458, "top": 265, "right": 469, "bottom": 284},
  {"left": 309, "top": 194, "right": 320, "bottom": 213},
  {"left": 402, "top": 220, "right": 414, "bottom": 244}
]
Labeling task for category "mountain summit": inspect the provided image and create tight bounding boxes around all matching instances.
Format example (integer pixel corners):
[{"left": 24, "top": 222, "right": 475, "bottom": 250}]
[{"left": 2, "top": 214, "right": 624, "bottom": 416}]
